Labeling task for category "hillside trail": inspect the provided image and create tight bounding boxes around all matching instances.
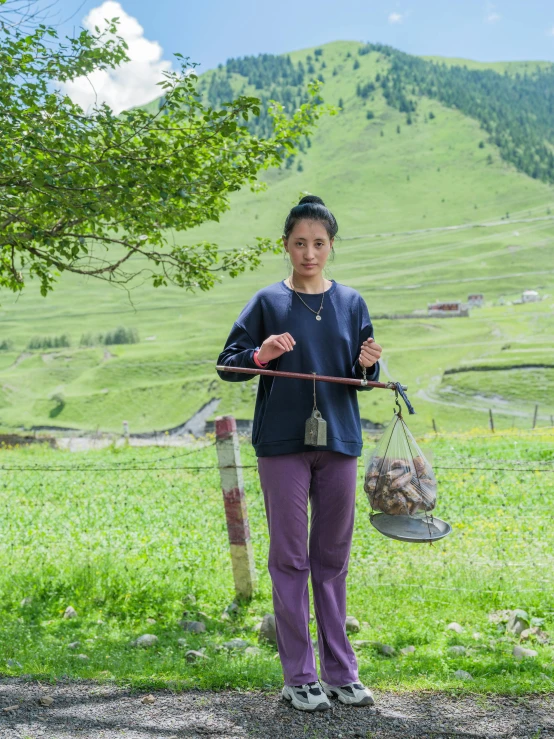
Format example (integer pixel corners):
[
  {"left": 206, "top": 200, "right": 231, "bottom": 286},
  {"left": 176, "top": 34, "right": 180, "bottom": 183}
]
[
  {"left": 342, "top": 213, "right": 554, "bottom": 242},
  {"left": 1, "top": 678, "right": 553, "bottom": 739},
  {"left": 416, "top": 373, "right": 552, "bottom": 423}
]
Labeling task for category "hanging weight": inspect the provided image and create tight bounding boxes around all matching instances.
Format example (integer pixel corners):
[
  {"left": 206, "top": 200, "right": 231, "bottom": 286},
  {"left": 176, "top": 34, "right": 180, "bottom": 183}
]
[{"left": 305, "top": 409, "right": 328, "bottom": 446}]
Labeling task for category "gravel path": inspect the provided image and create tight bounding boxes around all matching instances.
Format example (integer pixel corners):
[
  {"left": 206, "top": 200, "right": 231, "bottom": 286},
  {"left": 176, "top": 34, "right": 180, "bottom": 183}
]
[{"left": 1, "top": 678, "right": 553, "bottom": 739}]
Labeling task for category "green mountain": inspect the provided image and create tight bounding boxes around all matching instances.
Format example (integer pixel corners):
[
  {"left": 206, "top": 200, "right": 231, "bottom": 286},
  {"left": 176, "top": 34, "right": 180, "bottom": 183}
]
[{"left": 1, "top": 40, "right": 553, "bottom": 436}]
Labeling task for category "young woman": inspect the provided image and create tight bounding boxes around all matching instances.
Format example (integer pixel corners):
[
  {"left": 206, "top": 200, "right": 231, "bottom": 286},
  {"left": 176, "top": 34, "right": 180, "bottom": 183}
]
[{"left": 216, "top": 195, "right": 382, "bottom": 712}]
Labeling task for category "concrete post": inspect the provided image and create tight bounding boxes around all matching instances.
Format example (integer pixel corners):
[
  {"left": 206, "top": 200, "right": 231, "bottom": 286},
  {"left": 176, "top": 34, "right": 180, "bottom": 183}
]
[{"left": 215, "top": 415, "right": 257, "bottom": 600}]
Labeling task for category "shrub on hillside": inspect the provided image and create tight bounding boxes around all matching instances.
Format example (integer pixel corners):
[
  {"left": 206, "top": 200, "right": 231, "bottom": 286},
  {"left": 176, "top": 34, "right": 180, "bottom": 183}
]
[
  {"left": 79, "top": 327, "right": 139, "bottom": 346},
  {"left": 0, "top": 339, "right": 13, "bottom": 351},
  {"left": 104, "top": 327, "right": 139, "bottom": 345},
  {"left": 27, "top": 334, "right": 70, "bottom": 350}
]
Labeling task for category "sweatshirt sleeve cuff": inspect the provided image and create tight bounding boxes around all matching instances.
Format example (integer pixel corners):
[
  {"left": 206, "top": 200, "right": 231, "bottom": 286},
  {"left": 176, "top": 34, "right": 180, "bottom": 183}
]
[{"left": 253, "top": 349, "right": 269, "bottom": 368}]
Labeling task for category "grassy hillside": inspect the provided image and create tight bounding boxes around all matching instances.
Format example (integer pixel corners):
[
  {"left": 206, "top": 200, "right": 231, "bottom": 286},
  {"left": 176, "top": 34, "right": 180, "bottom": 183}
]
[{"left": 1, "top": 40, "right": 553, "bottom": 435}]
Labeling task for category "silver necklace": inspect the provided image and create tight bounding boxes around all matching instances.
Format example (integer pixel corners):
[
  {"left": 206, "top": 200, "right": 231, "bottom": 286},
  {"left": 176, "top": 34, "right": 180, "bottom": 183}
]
[{"left": 289, "top": 277, "right": 325, "bottom": 320}]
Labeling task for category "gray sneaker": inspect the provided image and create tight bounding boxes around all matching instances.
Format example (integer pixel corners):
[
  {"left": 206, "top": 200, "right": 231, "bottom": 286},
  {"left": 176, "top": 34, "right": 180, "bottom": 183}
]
[
  {"left": 320, "top": 679, "right": 375, "bottom": 706},
  {"left": 281, "top": 680, "right": 331, "bottom": 711}
]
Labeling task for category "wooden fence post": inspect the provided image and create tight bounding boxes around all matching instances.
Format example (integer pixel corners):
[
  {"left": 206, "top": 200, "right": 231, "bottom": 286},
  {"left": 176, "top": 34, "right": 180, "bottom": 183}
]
[
  {"left": 489, "top": 409, "right": 494, "bottom": 433},
  {"left": 432, "top": 419, "right": 438, "bottom": 435},
  {"left": 532, "top": 404, "right": 538, "bottom": 429},
  {"left": 215, "top": 415, "right": 257, "bottom": 600}
]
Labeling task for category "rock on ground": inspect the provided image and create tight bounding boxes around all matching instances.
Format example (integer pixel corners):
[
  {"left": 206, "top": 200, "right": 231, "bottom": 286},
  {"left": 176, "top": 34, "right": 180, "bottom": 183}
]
[{"left": 0, "top": 678, "right": 553, "bottom": 739}]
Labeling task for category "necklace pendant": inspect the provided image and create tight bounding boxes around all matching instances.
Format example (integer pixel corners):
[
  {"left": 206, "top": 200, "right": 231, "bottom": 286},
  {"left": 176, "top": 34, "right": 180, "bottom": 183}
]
[{"left": 316, "top": 315, "right": 322, "bottom": 321}]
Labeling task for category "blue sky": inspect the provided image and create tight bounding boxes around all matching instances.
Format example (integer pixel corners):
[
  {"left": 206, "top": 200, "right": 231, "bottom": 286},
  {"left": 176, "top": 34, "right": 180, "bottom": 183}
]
[
  {"left": 51, "top": 0, "right": 554, "bottom": 67},
  {"left": 44, "top": 0, "right": 554, "bottom": 112}
]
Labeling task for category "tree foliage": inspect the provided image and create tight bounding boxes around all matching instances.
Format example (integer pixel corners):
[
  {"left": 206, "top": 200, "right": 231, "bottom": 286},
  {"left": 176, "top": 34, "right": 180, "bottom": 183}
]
[{"left": 0, "top": 4, "right": 329, "bottom": 296}]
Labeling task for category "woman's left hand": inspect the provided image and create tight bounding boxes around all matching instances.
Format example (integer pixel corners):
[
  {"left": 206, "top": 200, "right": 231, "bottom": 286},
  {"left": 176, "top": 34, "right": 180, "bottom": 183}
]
[{"left": 359, "top": 337, "right": 382, "bottom": 368}]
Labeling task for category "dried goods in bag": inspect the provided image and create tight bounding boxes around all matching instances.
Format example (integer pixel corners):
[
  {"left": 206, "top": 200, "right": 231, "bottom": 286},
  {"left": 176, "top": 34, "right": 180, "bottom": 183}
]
[{"left": 364, "top": 412, "right": 437, "bottom": 516}]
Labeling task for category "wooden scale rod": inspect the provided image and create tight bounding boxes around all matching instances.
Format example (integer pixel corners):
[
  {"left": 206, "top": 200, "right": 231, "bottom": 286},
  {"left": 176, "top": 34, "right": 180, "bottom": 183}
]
[{"left": 216, "top": 365, "right": 407, "bottom": 391}]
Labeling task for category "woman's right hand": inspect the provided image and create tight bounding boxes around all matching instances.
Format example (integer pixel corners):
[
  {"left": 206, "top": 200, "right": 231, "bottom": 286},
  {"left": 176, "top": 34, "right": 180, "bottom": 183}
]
[{"left": 257, "top": 333, "right": 296, "bottom": 363}]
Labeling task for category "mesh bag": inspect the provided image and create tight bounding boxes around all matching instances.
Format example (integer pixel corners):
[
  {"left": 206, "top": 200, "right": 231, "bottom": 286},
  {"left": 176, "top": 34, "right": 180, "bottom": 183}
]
[{"left": 364, "top": 411, "right": 437, "bottom": 516}]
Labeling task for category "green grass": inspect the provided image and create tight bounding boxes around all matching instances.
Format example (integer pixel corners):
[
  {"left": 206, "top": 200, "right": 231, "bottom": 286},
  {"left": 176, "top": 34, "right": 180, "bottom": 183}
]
[
  {"left": 0, "top": 40, "right": 553, "bottom": 434},
  {"left": 0, "top": 429, "right": 553, "bottom": 693}
]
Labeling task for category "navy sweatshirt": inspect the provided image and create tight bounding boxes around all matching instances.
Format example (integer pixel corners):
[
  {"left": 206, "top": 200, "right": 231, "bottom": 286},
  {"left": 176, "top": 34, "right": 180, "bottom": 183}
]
[{"left": 216, "top": 279, "right": 380, "bottom": 457}]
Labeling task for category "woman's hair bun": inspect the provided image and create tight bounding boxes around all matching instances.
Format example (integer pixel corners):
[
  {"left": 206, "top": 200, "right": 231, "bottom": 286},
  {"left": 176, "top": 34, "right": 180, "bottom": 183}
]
[
  {"left": 283, "top": 193, "right": 338, "bottom": 240},
  {"left": 298, "top": 194, "right": 325, "bottom": 207}
]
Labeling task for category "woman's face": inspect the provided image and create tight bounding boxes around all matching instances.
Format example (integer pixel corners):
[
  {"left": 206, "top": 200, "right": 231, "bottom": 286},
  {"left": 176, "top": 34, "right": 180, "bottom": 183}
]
[{"left": 283, "top": 219, "right": 333, "bottom": 278}]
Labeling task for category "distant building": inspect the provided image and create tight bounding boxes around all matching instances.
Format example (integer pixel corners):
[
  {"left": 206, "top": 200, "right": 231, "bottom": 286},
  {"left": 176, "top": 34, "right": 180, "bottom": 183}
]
[
  {"left": 427, "top": 301, "right": 469, "bottom": 317},
  {"left": 468, "top": 293, "right": 484, "bottom": 307},
  {"left": 522, "top": 290, "right": 540, "bottom": 303}
]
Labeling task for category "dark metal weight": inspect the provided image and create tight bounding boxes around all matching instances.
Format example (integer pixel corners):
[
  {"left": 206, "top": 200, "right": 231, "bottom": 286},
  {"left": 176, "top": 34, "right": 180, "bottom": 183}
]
[{"left": 305, "top": 409, "right": 327, "bottom": 446}]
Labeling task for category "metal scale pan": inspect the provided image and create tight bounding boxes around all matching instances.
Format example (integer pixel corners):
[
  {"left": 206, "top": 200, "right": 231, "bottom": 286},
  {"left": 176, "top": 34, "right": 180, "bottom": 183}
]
[{"left": 370, "top": 512, "right": 452, "bottom": 543}]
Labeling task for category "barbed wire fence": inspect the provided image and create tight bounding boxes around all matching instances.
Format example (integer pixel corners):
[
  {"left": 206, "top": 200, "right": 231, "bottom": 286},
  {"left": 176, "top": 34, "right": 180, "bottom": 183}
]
[{"left": 0, "top": 417, "right": 553, "bottom": 604}]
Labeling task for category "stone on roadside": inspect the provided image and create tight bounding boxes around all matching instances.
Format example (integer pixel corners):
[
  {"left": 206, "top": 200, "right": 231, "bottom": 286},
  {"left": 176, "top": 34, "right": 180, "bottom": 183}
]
[
  {"left": 20, "top": 597, "right": 33, "bottom": 607},
  {"left": 63, "top": 606, "right": 77, "bottom": 619},
  {"left": 135, "top": 634, "right": 158, "bottom": 647},
  {"left": 488, "top": 609, "right": 511, "bottom": 624},
  {"left": 220, "top": 611, "right": 231, "bottom": 621},
  {"left": 224, "top": 602, "right": 239, "bottom": 616},
  {"left": 222, "top": 638, "right": 249, "bottom": 651},
  {"left": 6, "top": 659, "right": 22, "bottom": 668},
  {"left": 345, "top": 616, "right": 360, "bottom": 633},
  {"left": 448, "top": 646, "right": 467, "bottom": 656},
  {"left": 2, "top": 705, "right": 19, "bottom": 713},
  {"left": 244, "top": 646, "right": 263, "bottom": 657},
  {"left": 446, "top": 622, "right": 464, "bottom": 634},
  {"left": 146, "top": 618, "right": 156, "bottom": 625},
  {"left": 179, "top": 620, "right": 206, "bottom": 633},
  {"left": 38, "top": 696, "right": 54, "bottom": 707},
  {"left": 520, "top": 627, "right": 549, "bottom": 644},
  {"left": 258, "top": 614, "right": 277, "bottom": 645},
  {"left": 352, "top": 640, "right": 371, "bottom": 649},
  {"left": 513, "top": 645, "right": 538, "bottom": 660},
  {"left": 506, "top": 610, "right": 530, "bottom": 636},
  {"left": 68, "top": 641, "right": 81, "bottom": 650},
  {"left": 400, "top": 645, "right": 416, "bottom": 655},
  {"left": 374, "top": 642, "right": 396, "bottom": 656},
  {"left": 177, "top": 638, "right": 188, "bottom": 647},
  {"left": 454, "top": 670, "right": 473, "bottom": 680},
  {"left": 185, "top": 650, "right": 208, "bottom": 662},
  {"left": 75, "top": 654, "right": 89, "bottom": 661},
  {"left": 472, "top": 632, "right": 482, "bottom": 640},
  {"left": 141, "top": 694, "right": 156, "bottom": 705}
]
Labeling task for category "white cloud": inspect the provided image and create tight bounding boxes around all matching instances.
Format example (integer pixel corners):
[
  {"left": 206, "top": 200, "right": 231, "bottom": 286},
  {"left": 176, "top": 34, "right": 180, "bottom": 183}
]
[
  {"left": 486, "top": 12, "right": 501, "bottom": 23},
  {"left": 388, "top": 12, "right": 404, "bottom": 24},
  {"left": 547, "top": 26, "right": 554, "bottom": 36},
  {"left": 61, "top": 1, "right": 172, "bottom": 114}
]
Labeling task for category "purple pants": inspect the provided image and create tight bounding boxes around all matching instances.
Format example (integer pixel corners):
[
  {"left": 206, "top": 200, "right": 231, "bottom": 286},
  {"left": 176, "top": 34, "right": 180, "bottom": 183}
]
[{"left": 257, "top": 450, "right": 359, "bottom": 687}]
